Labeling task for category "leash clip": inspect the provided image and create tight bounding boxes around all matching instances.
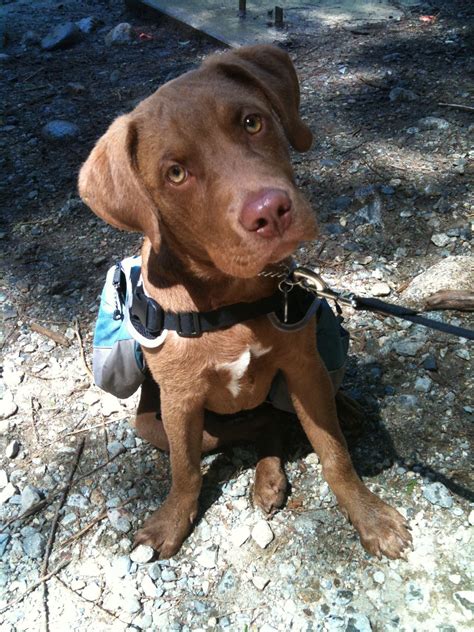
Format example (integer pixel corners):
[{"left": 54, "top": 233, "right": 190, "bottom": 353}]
[{"left": 291, "top": 266, "right": 358, "bottom": 308}]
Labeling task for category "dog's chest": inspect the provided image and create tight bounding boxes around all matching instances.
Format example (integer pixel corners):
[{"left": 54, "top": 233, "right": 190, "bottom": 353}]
[{"left": 214, "top": 342, "right": 272, "bottom": 398}]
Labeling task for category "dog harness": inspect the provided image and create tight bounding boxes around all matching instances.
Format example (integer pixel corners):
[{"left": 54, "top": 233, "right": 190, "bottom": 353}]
[{"left": 93, "top": 256, "right": 349, "bottom": 399}]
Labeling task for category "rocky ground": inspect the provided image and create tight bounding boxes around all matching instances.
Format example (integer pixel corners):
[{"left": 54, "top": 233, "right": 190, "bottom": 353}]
[{"left": 0, "top": 0, "right": 473, "bottom": 630}]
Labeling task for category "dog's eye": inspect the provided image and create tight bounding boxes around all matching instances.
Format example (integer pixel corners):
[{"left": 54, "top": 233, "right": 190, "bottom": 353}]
[
  {"left": 243, "top": 114, "right": 263, "bottom": 135},
  {"left": 166, "top": 164, "right": 187, "bottom": 184}
]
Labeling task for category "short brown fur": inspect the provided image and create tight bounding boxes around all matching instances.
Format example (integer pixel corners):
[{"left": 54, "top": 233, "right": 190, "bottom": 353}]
[{"left": 79, "top": 45, "right": 411, "bottom": 560}]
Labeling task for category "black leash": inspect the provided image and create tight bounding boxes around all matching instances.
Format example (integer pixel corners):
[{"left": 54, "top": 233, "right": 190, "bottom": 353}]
[{"left": 291, "top": 267, "right": 474, "bottom": 341}]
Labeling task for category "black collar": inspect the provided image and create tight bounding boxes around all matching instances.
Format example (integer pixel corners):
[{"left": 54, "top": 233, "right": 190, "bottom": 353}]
[{"left": 129, "top": 268, "right": 314, "bottom": 339}]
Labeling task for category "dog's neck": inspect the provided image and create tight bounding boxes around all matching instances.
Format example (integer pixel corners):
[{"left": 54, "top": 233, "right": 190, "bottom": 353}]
[{"left": 141, "top": 237, "right": 280, "bottom": 313}]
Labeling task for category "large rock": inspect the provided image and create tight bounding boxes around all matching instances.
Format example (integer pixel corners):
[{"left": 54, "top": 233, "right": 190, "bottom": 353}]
[
  {"left": 41, "top": 22, "right": 83, "bottom": 51},
  {"left": 402, "top": 256, "right": 474, "bottom": 305}
]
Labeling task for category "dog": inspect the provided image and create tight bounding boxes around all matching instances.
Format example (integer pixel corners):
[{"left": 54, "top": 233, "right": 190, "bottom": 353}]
[{"left": 79, "top": 45, "right": 411, "bottom": 560}]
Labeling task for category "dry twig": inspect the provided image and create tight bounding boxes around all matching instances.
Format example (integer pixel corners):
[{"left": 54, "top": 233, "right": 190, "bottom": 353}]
[
  {"left": 30, "top": 322, "right": 71, "bottom": 347},
  {"left": 438, "top": 102, "right": 474, "bottom": 113},
  {"left": 74, "top": 318, "right": 93, "bottom": 380}
]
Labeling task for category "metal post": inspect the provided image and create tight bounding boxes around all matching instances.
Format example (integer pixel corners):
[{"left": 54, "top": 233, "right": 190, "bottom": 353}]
[{"left": 275, "top": 6, "right": 284, "bottom": 27}]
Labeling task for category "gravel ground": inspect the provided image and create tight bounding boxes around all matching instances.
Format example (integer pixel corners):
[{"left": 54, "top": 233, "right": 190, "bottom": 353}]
[{"left": 0, "top": 1, "right": 473, "bottom": 631}]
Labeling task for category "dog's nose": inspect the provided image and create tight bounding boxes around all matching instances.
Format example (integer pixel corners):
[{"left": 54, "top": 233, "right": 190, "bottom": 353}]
[{"left": 240, "top": 189, "right": 292, "bottom": 238}]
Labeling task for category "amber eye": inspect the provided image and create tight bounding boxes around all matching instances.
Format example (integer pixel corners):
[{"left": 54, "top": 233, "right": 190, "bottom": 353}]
[
  {"left": 166, "top": 164, "right": 187, "bottom": 184},
  {"left": 243, "top": 114, "right": 263, "bottom": 135}
]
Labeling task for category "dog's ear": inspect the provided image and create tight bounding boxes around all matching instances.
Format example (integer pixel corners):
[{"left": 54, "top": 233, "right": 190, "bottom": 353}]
[
  {"left": 206, "top": 45, "right": 312, "bottom": 152},
  {"left": 78, "top": 115, "right": 161, "bottom": 252}
]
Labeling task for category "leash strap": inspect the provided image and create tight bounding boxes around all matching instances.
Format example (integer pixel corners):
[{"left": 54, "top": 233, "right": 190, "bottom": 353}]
[{"left": 291, "top": 267, "right": 474, "bottom": 341}]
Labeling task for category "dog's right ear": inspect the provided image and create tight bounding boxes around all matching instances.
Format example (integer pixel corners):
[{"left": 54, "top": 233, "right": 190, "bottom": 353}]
[{"left": 78, "top": 115, "right": 161, "bottom": 252}]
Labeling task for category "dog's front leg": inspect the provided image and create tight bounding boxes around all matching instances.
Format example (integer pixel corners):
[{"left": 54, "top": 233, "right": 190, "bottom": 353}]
[
  {"left": 135, "top": 389, "right": 204, "bottom": 558},
  {"left": 283, "top": 342, "right": 412, "bottom": 560}
]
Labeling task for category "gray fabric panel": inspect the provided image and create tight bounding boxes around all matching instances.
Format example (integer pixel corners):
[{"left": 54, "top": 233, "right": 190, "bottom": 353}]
[{"left": 93, "top": 340, "right": 145, "bottom": 399}]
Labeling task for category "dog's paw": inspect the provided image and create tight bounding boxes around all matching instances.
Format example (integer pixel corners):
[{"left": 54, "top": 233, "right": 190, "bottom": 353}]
[
  {"left": 135, "top": 499, "right": 197, "bottom": 559},
  {"left": 348, "top": 493, "right": 412, "bottom": 560},
  {"left": 252, "top": 458, "right": 288, "bottom": 515}
]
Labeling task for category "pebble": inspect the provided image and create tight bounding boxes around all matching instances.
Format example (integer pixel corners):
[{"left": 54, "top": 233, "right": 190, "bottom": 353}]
[
  {"left": 130, "top": 545, "right": 155, "bottom": 564},
  {"left": 346, "top": 613, "right": 372, "bottom": 632},
  {"left": 122, "top": 595, "right": 142, "bottom": 614},
  {"left": 373, "top": 571, "right": 385, "bottom": 584},
  {"left": 389, "top": 87, "right": 418, "bottom": 102},
  {"left": 431, "top": 233, "right": 450, "bottom": 248},
  {"left": 76, "top": 16, "right": 100, "bottom": 34},
  {"left": 423, "top": 355, "right": 437, "bottom": 371},
  {"left": 468, "top": 510, "right": 474, "bottom": 526},
  {"left": 418, "top": 116, "right": 450, "bottom": 131},
  {"left": 423, "top": 482, "right": 453, "bottom": 508},
  {"left": 251, "top": 520, "right": 274, "bottom": 549},
  {"left": 108, "top": 508, "right": 131, "bottom": 533},
  {"left": 148, "top": 561, "right": 162, "bottom": 581},
  {"left": 0, "top": 469, "right": 8, "bottom": 488},
  {"left": 252, "top": 575, "right": 270, "bottom": 590},
  {"left": 105, "top": 23, "right": 133, "bottom": 46},
  {"left": 5, "top": 440, "right": 20, "bottom": 459},
  {"left": 160, "top": 568, "right": 177, "bottom": 582},
  {"left": 20, "top": 485, "right": 42, "bottom": 512},
  {"left": 0, "top": 395, "right": 18, "bottom": 421},
  {"left": 67, "top": 493, "right": 89, "bottom": 509},
  {"left": 111, "top": 555, "right": 131, "bottom": 578},
  {"left": 371, "top": 282, "right": 391, "bottom": 296},
  {"left": 196, "top": 548, "right": 217, "bottom": 569},
  {"left": 82, "top": 582, "right": 102, "bottom": 602},
  {"left": 41, "top": 22, "right": 83, "bottom": 51},
  {"left": 392, "top": 339, "right": 425, "bottom": 357},
  {"left": 42, "top": 120, "right": 80, "bottom": 143},
  {"left": 414, "top": 376, "right": 431, "bottom": 393},
  {"left": 0, "top": 482, "right": 17, "bottom": 505},
  {"left": 22, "top": 531, "right": 45, "bottom": 558},
  {"left": 107, "top": 441, "right": 125, "bottom": 458},
  {"left": 231, "top": 525, "right": 251, "bottom": 547},
  {"left": 141, "top": 574, "right": 159, "bottom": 598}
]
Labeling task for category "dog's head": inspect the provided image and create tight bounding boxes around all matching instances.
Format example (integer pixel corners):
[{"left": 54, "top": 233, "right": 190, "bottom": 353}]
[{"left": 79, "top": 45, "right": 317, "bottom": 278}]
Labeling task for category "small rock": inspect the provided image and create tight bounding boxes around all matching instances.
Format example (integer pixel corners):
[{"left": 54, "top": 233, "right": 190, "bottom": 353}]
[
  {"left": 0, "top": 395, "right": 18, "bottom": 421},
  {"left": 231, "top": 525, "right": 251, "bottom": 547},
  {"left": 453, "top": 591, "right": 474, "bottom": 616},
  {"left": 373, "top": 571, "right": 385, "bottom": 584},
  {"left": 196, "top": 548, "right": 217, "bottom": 569},
  {"left": 141, "top": 574, "right": 159, "bottom": 598},
  {"left": 418, "top": 116, "right": 450, "bottom": 131},
  {"left": 335, "top": 589, "right": 353, "bottom": 606},
  {"left": 148, "top": 561, "right": 162, "bottom": 581},
  {"left": 6, "top": 439, "right": 20, "bottom": 459},
  {"left": 397, "top": 394, "right": 419, "bottom": 410},
  {"left": 0, "top": 470, "right": 8, "bottom": 488},
  {"left": 105, "top": 23, "right": 133, "bottom": 46},
  {"left": 41, "top": 22, "right": 83, "bottom": 51},
  {"left": 423, "top": 482, "right": 453, "bottom": 508},
  {"left": 107, "top": 441, "right": 125, "bottom": 458},
  {"left": 423, "top": 355, "right": 438, "bottom": 371},
  {"left": 431, "top": 233, "right": 450, "bottom": 248},
  {"left": 160, "top": 568, "right": 177, "bottom": 582},
  {"left": 389, "top": 87, "right": 418, "bottom": 102},
  {"left": 67, "top": 493, "right": 89, "bottom": 509},
  {"left": 82, "top": 582, "right": 102, "bottom": 602},
  {"left": 252, "top": 575, "right": 270, "bottom": 590},
  {"left": 130, "top": 544, "right": 155, "bottom": 564},
  {"left": 371, "top": 282, "right": 391, "bottom": 296},
  {"left": 42, "top": 120, "right": 80, "bottom": 143},
  {"left": 393, "top": 339, "right": 425, "bottom": 357},
  {"left": 122, "top": 594, "right": 142, "bottom": 614},
  {"left": 76, "top": 16, "right": 101, "bottom": 34},
  {"left": 21, "top": 30, "right": 41, "bottom": 46},
  {"left": 0, "top": 482, "right": 18, "bottom": 505},
  {"left": 22, "top": 531, "right": 45, "bottom": 558},
  {"left": 346, "top": 613, "right": 372, "bottom": 632},
  {"left": 414, "top": 376, "right": 431, "bottom": 393},
  {"left": 20, "top": 485, "right": 42, "bottom": 513},
  {"left": 108, "top": 508, "right": 131, "bottom": 533},
  {"left": 0, "top": 533, "right": 10, "bottom": 556},
  {"left": 468, "top": 510, "right": 474, "bottom": 526},
  {"left": 111, "top": 555, "right": 131, "bottom": 578},
  {"left": 251, "top": 520, "right": 274, "bottom": 549}
]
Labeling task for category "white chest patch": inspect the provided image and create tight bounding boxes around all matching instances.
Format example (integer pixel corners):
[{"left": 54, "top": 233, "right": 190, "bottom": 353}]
[{"left": 217, "top": 344, "right": 272, "bottom": 397}]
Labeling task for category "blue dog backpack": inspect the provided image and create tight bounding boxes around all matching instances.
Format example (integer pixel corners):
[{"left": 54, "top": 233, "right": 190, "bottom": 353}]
[{"left": 93, "top": 257, "right": 349, "bottom": 402}]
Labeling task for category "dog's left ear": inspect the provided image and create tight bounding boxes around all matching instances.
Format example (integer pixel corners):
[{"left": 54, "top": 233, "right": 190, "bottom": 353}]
[{"left": 205, "top": 45, "right": 312, "bottom": 152}]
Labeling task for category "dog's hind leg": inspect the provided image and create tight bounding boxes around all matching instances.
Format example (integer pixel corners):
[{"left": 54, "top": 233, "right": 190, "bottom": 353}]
[{"left": 135, "top": 378, "right": 276, "bottom": 453}]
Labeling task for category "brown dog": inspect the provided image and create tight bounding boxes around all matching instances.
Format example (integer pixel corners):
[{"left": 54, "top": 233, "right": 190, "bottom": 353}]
[{"left": 79, "top": 45, "right": 411, "bottom": 560}]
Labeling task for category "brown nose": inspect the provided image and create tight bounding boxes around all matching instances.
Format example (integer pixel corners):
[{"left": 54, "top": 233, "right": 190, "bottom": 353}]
[{"left": 239, "top": 188, "right": 292, "bottom": 238}]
